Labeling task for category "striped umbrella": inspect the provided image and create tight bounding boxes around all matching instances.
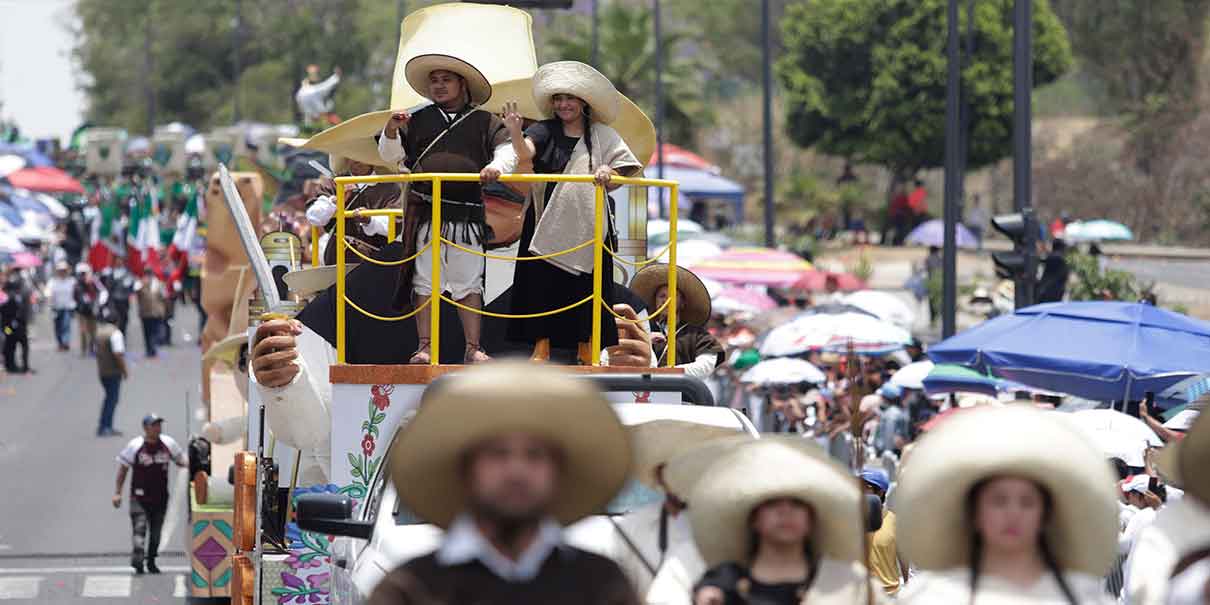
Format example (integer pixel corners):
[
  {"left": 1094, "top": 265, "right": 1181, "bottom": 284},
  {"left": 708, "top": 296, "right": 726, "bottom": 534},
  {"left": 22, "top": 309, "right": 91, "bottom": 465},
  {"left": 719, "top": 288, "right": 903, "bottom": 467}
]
[
  {"left": 713, "top": 287, "right": 778, "bottom": 316},
  {"left": 688, "top": 246, "right": 813, "bottom": 289}
]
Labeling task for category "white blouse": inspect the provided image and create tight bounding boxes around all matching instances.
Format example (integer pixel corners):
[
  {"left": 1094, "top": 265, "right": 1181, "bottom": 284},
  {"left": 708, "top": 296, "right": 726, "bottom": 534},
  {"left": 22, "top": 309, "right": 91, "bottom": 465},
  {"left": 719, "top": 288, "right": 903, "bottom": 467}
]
[{"left": 898, "top": 567, "right": 1113, "bottom": 605}]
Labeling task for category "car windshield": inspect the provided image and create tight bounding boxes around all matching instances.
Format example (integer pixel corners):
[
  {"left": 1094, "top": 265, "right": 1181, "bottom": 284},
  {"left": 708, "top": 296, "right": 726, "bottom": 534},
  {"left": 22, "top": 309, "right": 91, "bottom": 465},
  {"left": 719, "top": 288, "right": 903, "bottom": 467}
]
[{"left": 605, "top": 479, "right": 663, "bottom": 515}]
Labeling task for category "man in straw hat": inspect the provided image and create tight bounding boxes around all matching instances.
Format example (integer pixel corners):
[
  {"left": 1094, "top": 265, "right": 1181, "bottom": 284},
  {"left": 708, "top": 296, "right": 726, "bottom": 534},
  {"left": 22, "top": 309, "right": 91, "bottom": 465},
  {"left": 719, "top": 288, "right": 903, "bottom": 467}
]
[
  {"left": 1125, "top": 409, "right": 1210, "bottom": 605},
  {"left": 304, "top": 153, "right": 401, "bottom": 266},
  {"left": 613, "top": 421, "right": 751, "bottom": 601},
  {"left": 378, "top": 53, "right": 517, "bottom": 364},
  {"left": 630, "top": 264, "right": 724, "bottom": 379},
  {"left": 366, "top": 362, "right": 639, "bottom": 604}
]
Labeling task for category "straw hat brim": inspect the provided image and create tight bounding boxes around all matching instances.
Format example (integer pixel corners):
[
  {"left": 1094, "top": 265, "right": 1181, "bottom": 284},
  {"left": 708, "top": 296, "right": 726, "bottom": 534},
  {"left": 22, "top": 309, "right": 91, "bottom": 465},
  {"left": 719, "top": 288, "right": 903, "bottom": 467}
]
[
  {"left": 283, "top": 264, "right": 359, "bottom": 297},
  {"left": 533, "top": 61, "right": 621, "bottom": 125},
  {"left": 1176, "top": 410, "right": 1210, "bottom": 503},
  {"left": 405, "top": 54, "right": 492, "bottom": 106},
  {"left": 629, "top": 420, "right": 746, "bottom": 490},
  {"left": 687, "top": 437, "right": 865, "bottom": 567},
  {"left": 203, "top": 333, "right": 246, "bottom": 366},
  {"left": 894, "top": 406, "right": 1119, "bottom": 575},
  {"left": 630, "top": 264, "right": 712, "bottom": 326},
  {"left": 662, "top": 434, "right": 758, "bottom": 499},
  {"left": 390, "top": 362, "right": 631, "bottom": 528},
  {"left": 294, "top": 111, "right": 401, "bottom": 172}
]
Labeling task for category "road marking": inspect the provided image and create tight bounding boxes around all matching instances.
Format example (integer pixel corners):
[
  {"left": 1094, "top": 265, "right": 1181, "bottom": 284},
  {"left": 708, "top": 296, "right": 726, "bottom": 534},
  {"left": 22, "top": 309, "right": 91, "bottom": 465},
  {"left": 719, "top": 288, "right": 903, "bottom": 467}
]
[
  {"left": 0, "top": 565, "right": 189, "bottom": 575},
  {"left": 160, "top": 467, "right": 188, "bottom": 551},
  {"left": 173, "top": 574, "right": 186, "bottom": 597},
  {"left": 81, "top": 575, "right": 131, "bottom": 598},
  {"left": 0, "top": 577, "right": 40, "bottom": 599}
]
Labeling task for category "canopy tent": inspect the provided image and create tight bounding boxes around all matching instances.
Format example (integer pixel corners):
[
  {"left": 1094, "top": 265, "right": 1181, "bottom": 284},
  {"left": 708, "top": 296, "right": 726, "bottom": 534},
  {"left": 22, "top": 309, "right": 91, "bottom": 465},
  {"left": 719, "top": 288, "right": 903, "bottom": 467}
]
[
  {"left": 648, "top": 164, "right": 745, "bottom": 223},
  {"left": 648, "top": 143, "right": 720, "bottom": 173},
  {"left": 929, "top": 301, "right": 1210, "bottom": 408}
]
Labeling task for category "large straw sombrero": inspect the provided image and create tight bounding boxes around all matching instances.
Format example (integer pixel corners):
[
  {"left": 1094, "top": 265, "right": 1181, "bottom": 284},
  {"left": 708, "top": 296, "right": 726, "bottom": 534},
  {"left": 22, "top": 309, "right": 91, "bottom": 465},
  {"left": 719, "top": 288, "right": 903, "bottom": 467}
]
[
  {"left": 1158, "top": 409, "right": 1210, "bottom": 502},
  {"left": 533, "top": 61, "right": 621, "bottom": 125},
  {"left": 405, "top": 54, "right": 492, "bottom": 106},
  {"left": 630, "top": 264, "right": 713, "bottom": 327},
  {"left": 895, "top": 406, "right": 1119, "bottom": 575},
  {"left": 662, "top": 434, "right": 758, "bottom": 499},
  {"left": 283, "top": 264, "right": 359, "bottom": 298},
  {"left": 687, "top": 437, "right": 865, "bottom": 567},
  {"left": 390, "top": 362, "right": 631, "bottom": 528},
  {"left": 629, "top": 420, "right": 745, "bottom": 490},
  {"left": 286, "top": 111, "right": 402, "bottom": 172}
]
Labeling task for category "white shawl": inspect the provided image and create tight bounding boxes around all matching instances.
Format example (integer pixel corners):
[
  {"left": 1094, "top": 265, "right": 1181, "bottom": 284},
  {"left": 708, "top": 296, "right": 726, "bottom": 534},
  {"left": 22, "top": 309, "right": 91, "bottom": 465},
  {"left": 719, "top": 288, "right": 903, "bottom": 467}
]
[{"left": 527, "top": 123, "right": 641, "bottom": 275}]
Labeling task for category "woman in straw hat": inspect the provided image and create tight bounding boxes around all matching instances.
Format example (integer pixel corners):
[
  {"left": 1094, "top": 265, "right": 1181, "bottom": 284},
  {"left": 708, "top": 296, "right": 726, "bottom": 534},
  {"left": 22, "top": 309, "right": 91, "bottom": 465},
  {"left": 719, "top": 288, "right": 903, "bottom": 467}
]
[
  {"left": 895, "top": 405, "right": 1118, "bottom": 604},
  {"left": 497, "top": 61, "right": 642, "bottom": 365},
  {"left": 630, "top": 264, "right": 725, "bottom": 378},
  {"left": 687, "top": 437, "right": 883, "bottom": 605}
]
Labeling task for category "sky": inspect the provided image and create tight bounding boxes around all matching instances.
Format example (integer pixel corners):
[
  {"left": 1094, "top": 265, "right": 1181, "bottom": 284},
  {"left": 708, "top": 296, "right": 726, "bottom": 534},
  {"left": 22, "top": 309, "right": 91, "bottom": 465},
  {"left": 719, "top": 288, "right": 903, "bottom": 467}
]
[{"left": 0, "top": 0, "right": 84, "bottom": 142}]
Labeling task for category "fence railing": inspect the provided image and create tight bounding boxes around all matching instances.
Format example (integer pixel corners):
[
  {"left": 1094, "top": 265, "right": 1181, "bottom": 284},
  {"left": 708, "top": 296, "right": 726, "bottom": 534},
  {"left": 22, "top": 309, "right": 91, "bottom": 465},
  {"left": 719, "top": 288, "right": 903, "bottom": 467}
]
[{"left": 324, "top": 173, "right": 681, "bottom": 367}]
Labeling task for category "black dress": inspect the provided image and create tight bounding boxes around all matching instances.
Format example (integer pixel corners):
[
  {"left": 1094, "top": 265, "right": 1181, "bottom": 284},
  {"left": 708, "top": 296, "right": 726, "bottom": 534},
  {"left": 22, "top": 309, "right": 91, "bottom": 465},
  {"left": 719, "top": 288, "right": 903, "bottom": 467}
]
[
  {"left": 695, "top": 562, "right": 808, "bottom": 605},
  {"left": 509, "top": 120, "right": 618, "bottom": 349}
]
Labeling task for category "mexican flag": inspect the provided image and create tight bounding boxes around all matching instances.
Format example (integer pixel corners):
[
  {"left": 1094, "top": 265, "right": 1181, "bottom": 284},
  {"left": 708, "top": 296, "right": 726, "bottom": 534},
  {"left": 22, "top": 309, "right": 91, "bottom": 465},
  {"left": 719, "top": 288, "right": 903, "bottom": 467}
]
[
  {"left": 165, "top": 188, "right": 200, "bottom": 287},
  {"left": 128, "top": 188, "right": 163, "bottom": 278},
  {"left": 87, "top": 200, "right": 129, "bottom": 272}
]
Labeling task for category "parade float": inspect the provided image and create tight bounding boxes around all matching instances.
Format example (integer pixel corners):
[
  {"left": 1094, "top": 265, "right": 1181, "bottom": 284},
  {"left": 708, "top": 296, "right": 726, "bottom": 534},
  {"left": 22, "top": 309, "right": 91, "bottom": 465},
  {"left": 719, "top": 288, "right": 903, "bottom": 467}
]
[{"left": 212, "top": 4, "right": 696, "bottom": 604}]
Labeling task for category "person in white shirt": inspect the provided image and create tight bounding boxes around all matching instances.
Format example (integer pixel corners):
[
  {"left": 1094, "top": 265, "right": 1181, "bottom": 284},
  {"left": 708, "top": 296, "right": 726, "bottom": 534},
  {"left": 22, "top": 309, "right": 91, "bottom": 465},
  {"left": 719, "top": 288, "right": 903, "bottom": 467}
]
[
  {"left": 295, "top": 64, "right": 341, "bottom": 129},
  {"left": 47, "top": 262, "right": 76, "bottom": 351}
]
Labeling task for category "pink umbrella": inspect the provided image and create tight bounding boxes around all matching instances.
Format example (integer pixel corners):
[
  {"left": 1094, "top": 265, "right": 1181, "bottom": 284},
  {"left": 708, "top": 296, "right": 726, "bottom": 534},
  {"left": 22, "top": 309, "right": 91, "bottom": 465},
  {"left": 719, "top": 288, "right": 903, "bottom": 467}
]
[
  {"left": 11, "top": 252, "right": 42, "bottom": 269},
  {"left": 689, "top": 247, "right": 814, "bottom": 289},
  {"left": 713, "top": 287, "right": 778, "bottom": 315},
  {"left": 4, "top": 167, "right": 85, "bottom": 194},
  {"left": 791, "top": 270, "right": 867, "bottom": 293},
  {"left": 648, "top": 143, "right": 719, "bottom": 173}
]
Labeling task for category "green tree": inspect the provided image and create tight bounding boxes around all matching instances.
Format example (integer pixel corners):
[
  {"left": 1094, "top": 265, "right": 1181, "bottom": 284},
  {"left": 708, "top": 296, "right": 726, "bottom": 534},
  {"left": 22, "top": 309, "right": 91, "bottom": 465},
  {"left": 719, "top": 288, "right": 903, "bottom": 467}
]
[
  {"left": 777, "top": 0, "right": 1073, "bottom": 177},
  {"left": 667, "top": 0, "right": 795, "bottom": 95},
  {"left": 544, "top": 2, "right": 710, "bottom": 145}
]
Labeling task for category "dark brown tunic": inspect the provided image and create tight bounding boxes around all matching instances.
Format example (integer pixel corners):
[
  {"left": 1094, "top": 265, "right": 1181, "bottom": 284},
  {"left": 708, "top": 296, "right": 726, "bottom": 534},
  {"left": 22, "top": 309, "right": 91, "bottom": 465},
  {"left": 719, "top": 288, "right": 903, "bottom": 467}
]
[
  {"left": 654, "top": 323, "right": 726, "bottom": 368},
  {"left": 366, "top": 548, "right": 641, "bottom": 605},
  {"left": 310, "top": 180, "right": 403, "bottom": 265}
]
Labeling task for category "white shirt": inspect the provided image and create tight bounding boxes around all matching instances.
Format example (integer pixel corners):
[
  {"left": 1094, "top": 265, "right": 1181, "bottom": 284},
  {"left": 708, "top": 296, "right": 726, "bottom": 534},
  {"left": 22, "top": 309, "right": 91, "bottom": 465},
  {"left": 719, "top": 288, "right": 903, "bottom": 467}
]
[
  {"left": 109, "top": 329, "right": 125, "bottom": 354},
  {"left": 48, "top": 277, "right": 76, "bottom": 310},
  {"left": 116, "top": 434, "right": 186, "bottom": 467},
  {"left": 1125, "top": 497, "right": 1210, "bottom": 605},
  {"left": 435, "top": 514, "right": 563, "bottom": 582},
  {"left": 295, "top": 73, "right": 341, "bottom": 120}
]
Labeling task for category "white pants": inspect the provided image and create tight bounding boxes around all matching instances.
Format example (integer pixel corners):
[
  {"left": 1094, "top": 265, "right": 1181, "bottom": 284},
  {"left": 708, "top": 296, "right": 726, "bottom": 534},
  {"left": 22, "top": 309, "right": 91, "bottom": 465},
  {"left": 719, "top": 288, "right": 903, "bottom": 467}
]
[{"left": 413, "top": 222, "right": 485, "bottom": 300}]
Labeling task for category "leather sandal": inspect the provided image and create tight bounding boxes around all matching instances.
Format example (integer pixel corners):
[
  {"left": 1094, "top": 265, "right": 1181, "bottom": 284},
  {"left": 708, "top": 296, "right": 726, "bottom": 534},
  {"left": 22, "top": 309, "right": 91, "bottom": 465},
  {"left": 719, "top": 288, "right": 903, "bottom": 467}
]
[
  {"left": 464, "top": 343, "right": 492, "bottom": 364},
  {"left": 409, "top": 339, "right": 431, "bottom": 365}
]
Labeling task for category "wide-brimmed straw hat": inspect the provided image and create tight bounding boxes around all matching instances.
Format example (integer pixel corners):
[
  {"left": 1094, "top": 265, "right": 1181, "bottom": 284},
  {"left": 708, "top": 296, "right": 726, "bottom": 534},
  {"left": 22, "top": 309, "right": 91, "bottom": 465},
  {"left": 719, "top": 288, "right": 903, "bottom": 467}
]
[
  {"left": 283, "top": 264, "right": 359, "bottom": 298},
  {"left": 203, "top": 333, "right": 246, "bottom": 367},
  {"left": 895, "top": 405, "right": 1119, "bottom": 576},
  {"left": 533, "top": 61, "right": 621, "bottom": 125},
  {"left": 390, "top": 361, "right": 631, "bottom": 528},
  {"left": 662, "top": 434, "right": 758, "bottom": 499},
  {"left": 405, "top": 54, "right": 492, "bottom": 106},
  {"left": 687, "top": 437, "right": 865, "bottom": 567},
  {"left": 630, "top": 264, "right": 712, "bottom": 327},
  {"left": 629, "top": 420, "right": 745, "bottom": 490}
]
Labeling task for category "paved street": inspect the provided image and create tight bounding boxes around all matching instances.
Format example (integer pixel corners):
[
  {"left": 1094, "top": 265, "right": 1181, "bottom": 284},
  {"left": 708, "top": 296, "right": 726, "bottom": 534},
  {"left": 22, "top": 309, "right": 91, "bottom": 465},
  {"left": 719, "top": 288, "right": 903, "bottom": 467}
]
[{"left": 0, "top": 306, "right": 204, "bottom": 603}]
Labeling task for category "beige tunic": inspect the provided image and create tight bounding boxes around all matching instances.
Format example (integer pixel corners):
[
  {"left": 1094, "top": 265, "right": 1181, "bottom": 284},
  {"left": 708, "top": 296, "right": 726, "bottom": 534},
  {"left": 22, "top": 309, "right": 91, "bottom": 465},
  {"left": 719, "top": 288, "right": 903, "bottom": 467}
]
[{"left": 898, "top": 567, "right": 1113, "bottom": 605}]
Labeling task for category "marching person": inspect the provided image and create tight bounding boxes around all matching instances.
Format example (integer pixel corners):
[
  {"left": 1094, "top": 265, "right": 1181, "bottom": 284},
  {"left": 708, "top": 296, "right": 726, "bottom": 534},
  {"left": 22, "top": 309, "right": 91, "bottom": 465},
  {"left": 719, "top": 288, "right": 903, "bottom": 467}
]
[
  {"left": 378, "top": 53, "right": 516, "bottom": 364},
  {"left": 304, "top": 153, "right": 402, "bottom": 266},
  {"left": 135, "top": 268, "right": 167, "bottom": 358},
  {"left": 112, "top": 414, "right": 187, "bottom": 574},
  {"left": 48, "top": 261, "right": 77, "bottom": 351},
  {"left": 1, "top": 275, "right": 32, "bottom": 373},
  {"left": 75, "top": 262, "right": 105, "bottom": 356},
  {"left": 367, "top": 362, "right": 639, "bottom": 604},
  {"left": 688, "top": 437, "right": 883, "bottom": 604},
  {"left": 895, "top": 405, "right": 1117, "bottom": 604},
  {"left": 95, "top": 304, "right": 128, "bottom": 437},
  {"left": 614, "top": 420, "right": 749, "bottom": 601},
  {"left": 629, "top": 264, "right": 725, "bottom": 378},
  {"left": 495, "top": 61, "right": 643, "bottom": 365}
]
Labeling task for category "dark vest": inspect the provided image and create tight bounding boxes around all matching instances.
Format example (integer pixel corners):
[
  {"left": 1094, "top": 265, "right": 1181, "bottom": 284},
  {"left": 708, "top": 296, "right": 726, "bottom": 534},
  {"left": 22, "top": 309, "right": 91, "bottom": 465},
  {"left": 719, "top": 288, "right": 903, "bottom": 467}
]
[{"left": 96, "top": 323, "right": 122, "bottom": 377}]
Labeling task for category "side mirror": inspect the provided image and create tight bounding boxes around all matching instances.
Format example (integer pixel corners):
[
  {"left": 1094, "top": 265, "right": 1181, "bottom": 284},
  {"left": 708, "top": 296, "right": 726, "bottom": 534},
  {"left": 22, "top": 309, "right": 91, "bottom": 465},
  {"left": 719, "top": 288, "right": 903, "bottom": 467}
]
[
  {"left": 864, "top": 494, "right": 884, "bottom": 533},
  {"left": 296, "top": 493, "right": 374, "bottom": 540}
]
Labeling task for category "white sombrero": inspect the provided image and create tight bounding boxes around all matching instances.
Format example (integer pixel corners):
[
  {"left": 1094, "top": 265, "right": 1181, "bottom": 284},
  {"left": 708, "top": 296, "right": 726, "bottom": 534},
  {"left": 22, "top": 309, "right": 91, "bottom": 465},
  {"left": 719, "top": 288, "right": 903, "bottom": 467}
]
[
  {"left": 895, "top": 406, "right": 1119, "bottom": 576},
  {"left": 390, "top": 362, "right": 631, "bottom": 528},
  {"left": 687, "top": 437, "right": 865, "bottom": 567},
  {"left": 630, "top": 264, "right": 713, "bottom": 327},
  {"left": 405, "top": 54, "right": 492, "bottom": 106},
  {"left": 1157, "top": 408, "right": 1209, "bottom": 501},
  {"left": 628, "top": 420, "right": 745, "bottom": 490},
  {"left": 283, "top": 264, "right": 359, "bottom": 298},
  {"left": 533, "top": 61, "right": 621, "bottom": 125}
]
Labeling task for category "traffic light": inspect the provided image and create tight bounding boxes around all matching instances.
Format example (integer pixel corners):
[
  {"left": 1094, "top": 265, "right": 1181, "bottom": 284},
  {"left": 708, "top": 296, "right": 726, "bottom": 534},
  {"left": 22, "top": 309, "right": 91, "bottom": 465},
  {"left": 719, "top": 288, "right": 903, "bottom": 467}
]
[
  {"left": 465, "top": 0, "right": 575, "bottom": 7},
  {"left": 991, "top": 209, "right": 1037, "bottom": 308}
]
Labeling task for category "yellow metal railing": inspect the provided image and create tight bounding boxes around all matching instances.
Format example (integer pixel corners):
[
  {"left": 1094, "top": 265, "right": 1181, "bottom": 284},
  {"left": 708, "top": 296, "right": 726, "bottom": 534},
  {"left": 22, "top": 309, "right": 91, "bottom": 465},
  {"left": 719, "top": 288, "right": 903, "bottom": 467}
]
[{"left": 330, "top": 173, "right": 680, "bottom": 367}]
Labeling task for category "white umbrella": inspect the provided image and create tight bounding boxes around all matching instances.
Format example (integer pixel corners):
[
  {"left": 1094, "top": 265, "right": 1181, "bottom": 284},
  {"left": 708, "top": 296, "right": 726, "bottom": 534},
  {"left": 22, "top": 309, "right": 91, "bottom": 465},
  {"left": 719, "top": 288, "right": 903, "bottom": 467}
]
[
  {"left": 741, "top": 358, "right": 826, "bottom": 386},
  {"left": 889, "top": 361, "right": 935, "bottom": 390},
  {"left": 0, "top": 155, "right": 26, "bottom": 178},
  {"left": 844, "top": 290, "right": 916, "bottom": 330},
  {"left": 1164, "top": 409, "right": 1200, "bottom": 431},
  {"left": 650, "top": 238, "right": 724, "bottom": 266},
  {"left": 33, "top": 193, "right": 68, "bottom": 220},
  {"left": 1067, "top": 409, "right": 1163, "bottom": 467},
  {"left": 759, "top": 312, "right": 912, "bottom": 358}
]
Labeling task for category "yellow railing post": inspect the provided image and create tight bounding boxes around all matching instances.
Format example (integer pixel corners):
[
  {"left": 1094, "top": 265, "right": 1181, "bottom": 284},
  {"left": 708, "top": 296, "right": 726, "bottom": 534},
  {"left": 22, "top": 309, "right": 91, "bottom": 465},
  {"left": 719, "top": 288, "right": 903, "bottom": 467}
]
[
  {"left": 590, "top": 184, "right": 605, "bottom": 366},
  {"left": 429, "top": 178, "right": 442, "bottom": 366},
  {"left": 311, "top": 226, "right": 320, "bottom": 268},
  {"left": 387, "top": 212, "right": 396, "bottom": 242},
  {"left": 335, "top": 184, "right": 347, "bottom": 364},
  {"left": 667, "top": 184, "right": 679, "bottom": 367}
]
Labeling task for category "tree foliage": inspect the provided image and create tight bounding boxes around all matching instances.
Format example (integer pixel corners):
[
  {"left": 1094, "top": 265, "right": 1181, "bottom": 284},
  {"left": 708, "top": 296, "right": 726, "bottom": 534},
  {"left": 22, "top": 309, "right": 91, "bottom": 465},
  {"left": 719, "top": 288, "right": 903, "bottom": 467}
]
[{"left": 777, "top": 0, "right": 1073, "bottom": 175}]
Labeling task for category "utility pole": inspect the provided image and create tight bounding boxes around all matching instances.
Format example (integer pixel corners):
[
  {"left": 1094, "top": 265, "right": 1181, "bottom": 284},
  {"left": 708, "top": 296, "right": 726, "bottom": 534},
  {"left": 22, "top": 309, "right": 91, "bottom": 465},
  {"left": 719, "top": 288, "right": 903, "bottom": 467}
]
[
  {"left": 942, "top": 0, "right": 960, "bottom": 337},
  {"left": 654, "top": 0, "right": 666, "bottom": 217},
  {"left": 143, "top": 8, "right": 156, "bottom": 134},
  {"left": 397, "top": 0, "right": 407, "bottom": 34},
  {"left": 761, "top": 0, "right": 775, "bottom": 248},
  {"left": 1013, "top": 0, "right": 1036, "bottom": 307},
  {"left": 590, "top": 0, "right": 600, "bottom": 68},
  {"left": 233, "top": 0, "right": 243, "bottom": 122}
]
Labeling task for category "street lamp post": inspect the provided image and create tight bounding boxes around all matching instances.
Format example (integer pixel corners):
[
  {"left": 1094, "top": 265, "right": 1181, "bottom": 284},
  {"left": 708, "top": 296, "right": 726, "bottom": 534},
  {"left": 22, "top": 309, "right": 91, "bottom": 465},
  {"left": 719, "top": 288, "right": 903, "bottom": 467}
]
[
  {"left": 591, "top": 0, "right": 600, "bottom": 68},
  {"left": 1013, "top": 0, "right": 1036, "bottom": 307},
  {"left": 654, "top": 0, "right": 666, "bottom": 217},
  {"left": 761, "top": 0, "right": 775, "bottom": 248},
  {"left": 942, "top": 0, "right": 961, "bottom": 337}
]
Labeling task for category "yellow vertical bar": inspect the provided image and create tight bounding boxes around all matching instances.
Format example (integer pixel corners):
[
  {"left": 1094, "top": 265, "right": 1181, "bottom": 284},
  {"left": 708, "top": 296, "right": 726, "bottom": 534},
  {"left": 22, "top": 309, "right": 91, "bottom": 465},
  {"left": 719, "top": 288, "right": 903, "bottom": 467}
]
[
  {"left": 590, "top": 183, "right": 604, "bottom": 366},
  {"left": 335, "top": 183, "right": 347, "bottom": 364},
  {"left": 387, "top": 211, "right": 397, "bottom": 242},
  {"left": 667, "top": 184, "right": 679, "bottom": 367},
  {"left": 310, "top": 226, "right": 320, "bottom": 268},
  {"left": 429, "top": 178, "right": 442, "bottom": 366}
]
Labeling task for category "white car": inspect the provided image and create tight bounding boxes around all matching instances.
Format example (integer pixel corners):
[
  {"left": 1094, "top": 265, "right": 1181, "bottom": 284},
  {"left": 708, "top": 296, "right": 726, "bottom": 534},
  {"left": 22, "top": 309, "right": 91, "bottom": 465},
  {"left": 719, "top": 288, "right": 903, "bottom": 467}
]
[{"left": 306, "top": 403, "right": 758, "bottom": 605}]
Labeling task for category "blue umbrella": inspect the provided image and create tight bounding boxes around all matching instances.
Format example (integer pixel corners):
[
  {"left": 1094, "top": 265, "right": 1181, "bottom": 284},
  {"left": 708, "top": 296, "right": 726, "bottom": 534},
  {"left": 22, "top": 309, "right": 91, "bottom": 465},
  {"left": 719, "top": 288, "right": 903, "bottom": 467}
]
[
  {"left": 1064, "top": 220, "right": 1134, "bottom": 242},
  {"left": 906, "top": 219, "right": 978, "bottom": 248},
  {"left": 928, "top": 301, "right": 1210, "bottom": 407},
  {"left": 0, "top": 143, "right": 53, "bottom": 168}
]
